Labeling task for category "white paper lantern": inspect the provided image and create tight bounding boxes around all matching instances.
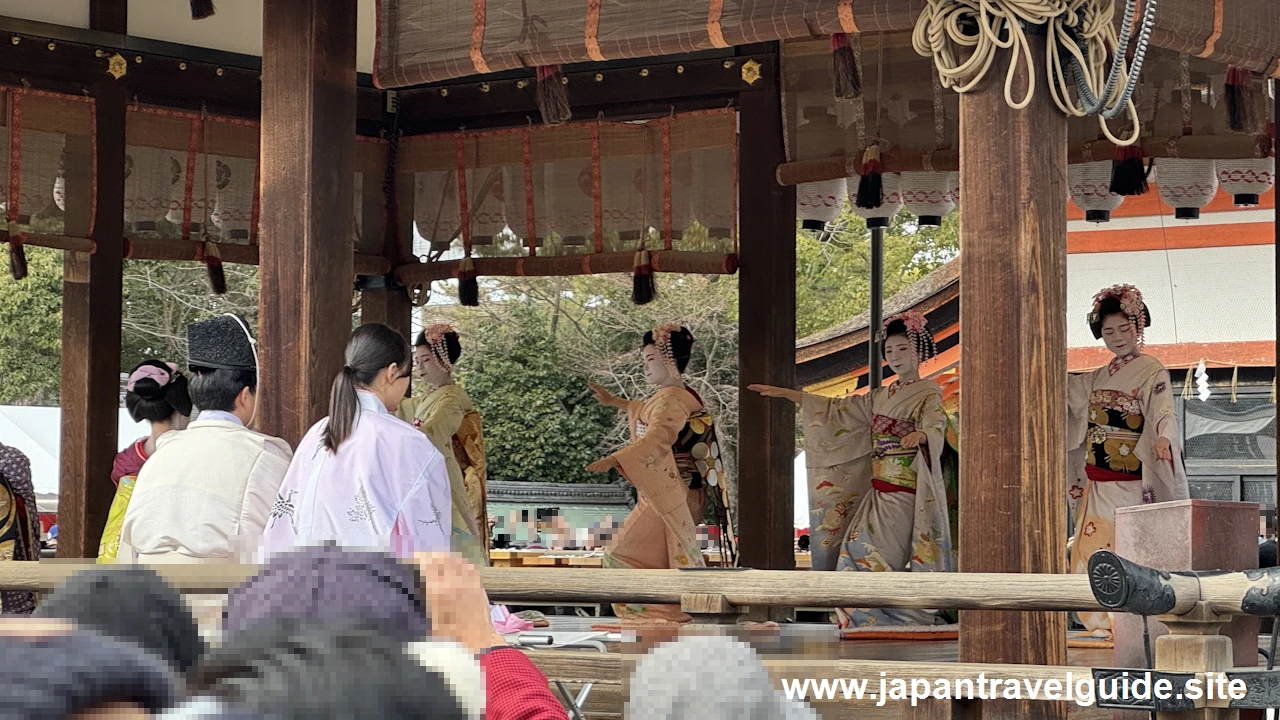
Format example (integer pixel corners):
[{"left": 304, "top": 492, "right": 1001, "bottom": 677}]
[
  {"left": 414, "top": 170, "right": 461, "bottom": 254},
  {"left": 1216, "top": 158, "right": 1274, "bottom": 207},
  {"left": 796, "top": 178, "right": 846, "bottom": 231},
  {"left": 848, "top": 172, "right": 902, "bottom": 229},
  {"left": 1068, "top": 160, "right": 1124, "bottom": 222},
  {"left": 1156, "top": 159, "right": 1218, "bottom": 219},
  {"left": 210, "top": 156, "right": 257, "bottom": 243},
  {"left": 901, "top": 171, "right": 957, "bottom": 227},
  {"left": 123, "top": 146, "right": 173, "bottom": 233}
]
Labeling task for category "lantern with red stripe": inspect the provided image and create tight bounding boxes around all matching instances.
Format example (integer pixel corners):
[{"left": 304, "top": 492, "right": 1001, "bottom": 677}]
[
  {"left": 1069, "top": 160, "right": 1124, "bottom": 222},
  {"left": 901, "top": 171, "right": 957, "bottom": 227},
  {"left": 848, "top": 171, "right": 902, "bottom": 228},
  {"left": 1156, "top": 159, "right": 1218, "bottom": 220},
  {"left": 796, "top": 178, "right": 846, "bottom": 232},
  {"left": 1216, "top": 157, "right": 1274, "bottom": 208}
]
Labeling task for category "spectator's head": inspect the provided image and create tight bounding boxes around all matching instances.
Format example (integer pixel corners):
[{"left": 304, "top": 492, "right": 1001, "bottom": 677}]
[
  {"left": 0, "top": 626, "right": 179, "bottom": 718},
  {"left": 193, "top": 618, "right": 466, "bottom": 720},
  {"left": 1261, "top": 539, "right": 1277, "bottom": 569},
  {"left": 35, "top": 566, "right": 205, "bottom": 676},
  {"left": 125, "top": 361, "right": 193, "bottom": 430},
  {"left": 627, "top": 633, "right": 818, "bottom": 720},
  {"left": 224, "top": 545, "right": 428, "bottom": 642}
]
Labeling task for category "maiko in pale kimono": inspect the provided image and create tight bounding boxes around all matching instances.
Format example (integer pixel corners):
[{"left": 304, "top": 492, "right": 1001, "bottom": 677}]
[
  {"left": 396, "top": 324, "right": 489, "bottom": 567},
  {"left": 261, "top": 323, "right": 452, "bottom": 561},
  {"left": 1067, "top": 285, "right": 1188, "bottom": 638},
  {"left": 752, "top": 311, "right": 953, "bottom": 628},
  {"left": 587, "top": 324, "right": 735, "bottom": 624}
]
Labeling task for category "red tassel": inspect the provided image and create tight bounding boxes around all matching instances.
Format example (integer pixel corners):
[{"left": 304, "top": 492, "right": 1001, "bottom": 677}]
[
  {"left": 831, "top": 33, "right": 861, "bottom": 100},
  {"left": 458, "top": 255, "right": 479, "bottom": 307},
  {"left": 855, "top": 145, "right": 883, "bottom": 209},
  {"left": 1109, "top": 144, "right": 1151, "bottom": 196},
  {"left": 1225, "top": 67, "right": 1257, "bottom": 133},
  {"left": 535, "top": 65, "right": 572, "bottom": 126},
  {"left": 203, "top": 240, "right": 227, "bottom": 295},
  {"left": 8, "top": 236, "right": 27, "bottom": 281},
  {"left": 189, "top": 0, "right": 215, "bottom": 20},
  {"left": 632, "top": 250, "right": 656, "bottom": 306}
]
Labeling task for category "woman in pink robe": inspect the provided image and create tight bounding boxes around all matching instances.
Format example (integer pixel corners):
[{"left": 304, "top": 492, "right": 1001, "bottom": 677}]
[{"left": 261, "top": 324, "right": 452, "bottom": 560}]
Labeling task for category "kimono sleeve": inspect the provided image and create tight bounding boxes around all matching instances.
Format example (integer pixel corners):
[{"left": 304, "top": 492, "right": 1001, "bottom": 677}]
[
  {"left": 1065, "top": 372, "right": 1095, "bottom": 453},
  {"left": 612, "top": 393, "right": 689, "bottom": 505},
  {"left": 911, "top": 388, "right": 949, "bottom": 471},
  {"left": 235, "top": 439, "right": 294, "bottom": 560},
  {"left": 421, "top": 393, "right": 467, "bottom": 455},
  {"left": 1141, "top": 368, "right": 1178, "bottom": 444},
  {"left": 392, "top": 450, "right": 453, "bottom": 556},
  {"left": 394, "top": 396, "right": 421, "bottom": 426},
  {"left": 800, "top": 392, "right": 872, "bottom": 468},
  {"left": 1137, "top": 366, "right": 1190, "bottom": 503}
]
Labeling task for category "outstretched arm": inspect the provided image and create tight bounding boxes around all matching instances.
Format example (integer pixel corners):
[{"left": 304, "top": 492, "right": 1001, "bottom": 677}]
[
  {"left": 748, "top": 384, "right": 805, "bottom": 404},
  {"left": 588, "top": 381, "right": 630, "bottom": 410}
]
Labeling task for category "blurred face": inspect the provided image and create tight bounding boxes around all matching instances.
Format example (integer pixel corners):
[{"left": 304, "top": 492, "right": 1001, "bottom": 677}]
[
  {"left": 1100, "top": 313, "right": 1138, "bottom": 358},
  {"left": 414, "top": 346, "right": 452, "bottom": 387},
  {"left": 883, "top": 334, "right": 919, "bottom": 377},
  {"left": 642, "top": 345, "right": 678, "bottom": 386}
]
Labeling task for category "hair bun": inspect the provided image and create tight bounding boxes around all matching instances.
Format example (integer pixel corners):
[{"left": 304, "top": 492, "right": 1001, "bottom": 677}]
[{"left": 130, "top": 377, "right": 166, "bottom": 401}]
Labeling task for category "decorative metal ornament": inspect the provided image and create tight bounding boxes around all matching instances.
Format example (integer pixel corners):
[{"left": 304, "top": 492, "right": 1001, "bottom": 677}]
[
  {"left": 107, "top": 53, "right": 128, "bottom": 79},
  {"left": 740, "top": 59, "right": 761, "bottom": 86}
]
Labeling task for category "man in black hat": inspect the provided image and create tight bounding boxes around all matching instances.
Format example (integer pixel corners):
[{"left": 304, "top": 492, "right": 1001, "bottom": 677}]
[{"left": 118, "top": 315, "right": 292, "bottom": 633}]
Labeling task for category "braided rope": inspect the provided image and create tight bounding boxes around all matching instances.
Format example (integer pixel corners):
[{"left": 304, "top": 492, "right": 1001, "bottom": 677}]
[{"left": 912, "top": 0, "right": 1156, "bottom": 145}]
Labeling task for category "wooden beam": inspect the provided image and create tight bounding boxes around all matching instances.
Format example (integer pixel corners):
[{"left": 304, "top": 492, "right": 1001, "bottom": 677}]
[
  {"left": 0, "top": 19, "right": 385, "bottom": 130},
  {"left": 258, "top": 0, "right": 357, "bottom": 447},
  {"left": 56, "top": 81, "right": 126, "bottom": 558},
  {"left": 955, "top": 31, "right": 1068, "bottom": 720},
  {"left": 359, "top": 169, "right": 412, "bottom": 341},
  {"left": 735, "top": 48, "right": 796, "bottom": 583},
  {"left": 88, "top": 0, "right": 127, "bottom": 35}
]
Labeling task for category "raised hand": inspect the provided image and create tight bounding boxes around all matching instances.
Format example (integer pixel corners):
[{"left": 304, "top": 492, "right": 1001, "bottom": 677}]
[
  {"left": 414, "top": 552, "right": 506, "bottom": 653},
  {"left": 748, "top": 384, "right": 804, "bottom": 404},
  {"left": 588, "top": 381, "right": 619, "bottom": 407}
]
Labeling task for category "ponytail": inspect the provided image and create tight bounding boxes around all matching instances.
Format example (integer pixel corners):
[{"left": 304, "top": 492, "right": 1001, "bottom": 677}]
[
  {"left": 322, "top": 324, "right": 411, "bottom": 453},
  {"left": 323, "top": 366, "right": 361, "bottom": 453}
]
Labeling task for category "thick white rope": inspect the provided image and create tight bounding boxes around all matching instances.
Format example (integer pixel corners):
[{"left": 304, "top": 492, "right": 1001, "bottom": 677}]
[{"left": 913, "top": 0, "right": 1144, "bottom": 145}]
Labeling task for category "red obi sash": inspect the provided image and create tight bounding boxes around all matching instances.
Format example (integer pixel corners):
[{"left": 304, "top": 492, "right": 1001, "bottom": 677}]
[{"left": 1085, "top": 465, "right": 1140, "bottom": 482}]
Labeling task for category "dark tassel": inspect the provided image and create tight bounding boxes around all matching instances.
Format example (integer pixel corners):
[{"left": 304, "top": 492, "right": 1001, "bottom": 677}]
[
  {"left": 189, "top": 0, "right": 215, "bottom": 20},
  {"left": 631, "top": 250, "right": 656, "bottom": 306},
  {"left": 855, "top": 145, "right": 883, "bottom": 209},
  {"left": 458, "top": 255, "right": 479, "bottom": 307},
  {"left": 8, "top": 238, "right": 27, "bottom": 281},
  {"left": 1225, "top": 66, "right": 1257, "bottom": 133},
  {"left": 1109, "top": 144, "right": 1151, "bottom": 196},
  {"left": 203, "top": 240, "right": 227, "bottom": 295},
  {"left": 534, "top": 65, "right": 572, "bottom": 126},
  {"left": 831, "top": 33, "right": 861, "bottom": 100}
]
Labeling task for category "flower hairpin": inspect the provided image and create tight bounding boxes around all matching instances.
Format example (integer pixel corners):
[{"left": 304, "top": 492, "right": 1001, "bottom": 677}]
[
  {"left": 876, "top": 310, "right": 937, "bottom": 362},
  {"left": 423, "top": 323, "right": 455, "bottom": 372},
  {"left": 1090, "top": 284, "right": 1147, "bottom": 349},
  {"left": 651, "top": 323, "right": 683, "bottom": 374}
]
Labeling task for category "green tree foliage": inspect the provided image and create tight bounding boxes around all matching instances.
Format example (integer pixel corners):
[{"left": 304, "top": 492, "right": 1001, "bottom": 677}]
[
  {"left": 796, "top": 209, "right": 959, "bottom": 339},
  {"left": 0, "top": 246, "right": 63, "bottom": 405}
]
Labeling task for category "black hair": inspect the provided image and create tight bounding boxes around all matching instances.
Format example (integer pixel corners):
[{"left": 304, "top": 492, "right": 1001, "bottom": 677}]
[
  {"left": 324, "top": 324, "right": 411, "bottom": 453},
  {"left": 35, "top": 565, "right": 205, "bottom": 676},
  {"left": 125, "top": 360, "right": 194, "bottom": 423},
  {"left": 194, "top": 618, "right": 465, "bottom": 720},
  {"left": 880, "top": 319, "right": 911, "bottom": 360},
  {"left": 641, "top": 326, "right": 695, "bottom": 374},
  {"left": 413, "top": 330, "right": 462, "bottom": 366},
  {"left": 1089, "top": 296, "right": 1152, "bottom": 340},
  {"left": 189, "top": 368, "right": 258, "bottom": 413}
]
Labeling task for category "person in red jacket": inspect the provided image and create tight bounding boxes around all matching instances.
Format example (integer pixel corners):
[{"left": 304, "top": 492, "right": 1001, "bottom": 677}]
[{"left": 416, "top": 552, "right": 569, "bottom": 720}]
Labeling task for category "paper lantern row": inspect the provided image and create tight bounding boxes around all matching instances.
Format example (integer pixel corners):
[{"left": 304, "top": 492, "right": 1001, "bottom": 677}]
[
  {"left": 796, "top": 172, "right": 960, "bottom": 231},
  {"left": 1070, "top": 157, "right": 1275, "bottom": 222}
]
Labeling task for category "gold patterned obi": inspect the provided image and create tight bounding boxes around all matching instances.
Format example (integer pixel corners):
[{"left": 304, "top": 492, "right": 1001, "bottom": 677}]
[
  {"left": 1086, "top": 389, "right": 1144, "bottom": 481},
  {"left": 871, "top": 414, "right": 918, "bottom": 494},
  {"left": 673, "top": 410, "right": 724, "bottom": 490}
]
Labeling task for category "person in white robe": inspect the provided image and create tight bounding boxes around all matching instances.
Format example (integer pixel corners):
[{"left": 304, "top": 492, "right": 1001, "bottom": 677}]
[
  {"left": 260, "top": 323, "right": 451, "bottom": 560},
  {"left": 1067, "top": 284, "right": 1188, "bottom": 638},
  {"left": 751, "top": 311, "right": 953, "bottom": 627},
  {"left": 119, "top": 313, "right": 292, "bottom": 640}
]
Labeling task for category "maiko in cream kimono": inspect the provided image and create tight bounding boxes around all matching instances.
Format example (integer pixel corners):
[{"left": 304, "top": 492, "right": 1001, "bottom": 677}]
[
  {"left": 603, "top": 385, "right": 710, "bottom": 623},
  {"left": 804, "top": 380, "right": 953, "bottom": 627},
  {"left": 1067, "top": 354, "right": 1188, "bottom": 636},
  {"left": 398, "top": 384, "right": 488, "bottom": 567}
]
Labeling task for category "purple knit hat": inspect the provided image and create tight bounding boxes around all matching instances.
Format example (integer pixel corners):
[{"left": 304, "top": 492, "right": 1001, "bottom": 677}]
[{"left": 223, "top": 544, "right": 428, "bottom": 641}]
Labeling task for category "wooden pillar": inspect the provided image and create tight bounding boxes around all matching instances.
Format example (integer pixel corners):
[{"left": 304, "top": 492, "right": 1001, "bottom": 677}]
[
  {"left": 258, "top": 0, "right": 357, "bottom": 447},
  {"left": 955, "top": 30, "right": 1068, "bottom": 720},
  {"left": 359, "top": 167, "right": 413, "bottom": 342},
  {"left": 736, "top": 48, "right": 796, "bottom": 577},
  {"left": 57, "top": 82, "right": 126, "bottom": 558},
  {"left": 869, "top": 226, "right": 885, "bottom": 388}
]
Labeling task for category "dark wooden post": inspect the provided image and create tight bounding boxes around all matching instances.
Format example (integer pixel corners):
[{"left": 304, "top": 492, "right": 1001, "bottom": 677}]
[
  {"left": 869, "top": 227, "right": 885, "bottom": 388},
  {"left": 955, "top": 31, "right": 1068, "bottom": 720},
  {"left": 57, "top": 82, "right": 126, "bottom": 558},
  {"left": 736, "top": 47, "right": 796, "bottom": 578},
  {"left": 359, "top": 167, "right": 413, "bottom": 343},
  {"left": 258, "top": 0, "right": 357, "bottom": 447}
]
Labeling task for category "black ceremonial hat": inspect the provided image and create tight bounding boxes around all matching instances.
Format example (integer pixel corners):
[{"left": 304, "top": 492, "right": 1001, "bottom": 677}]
[{"left": 187, "top": 314, "right": 257, "bottom": 371}]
